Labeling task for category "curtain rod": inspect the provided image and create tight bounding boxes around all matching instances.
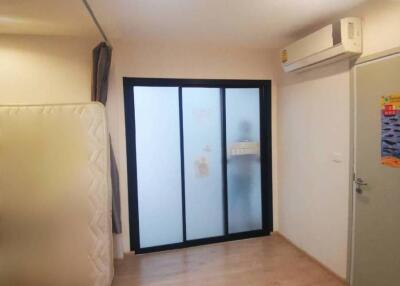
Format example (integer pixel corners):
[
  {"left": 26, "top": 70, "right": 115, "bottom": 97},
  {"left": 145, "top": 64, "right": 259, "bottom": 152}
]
[{"left": 82, "top": 0, "right": 111, "bottom": 47}]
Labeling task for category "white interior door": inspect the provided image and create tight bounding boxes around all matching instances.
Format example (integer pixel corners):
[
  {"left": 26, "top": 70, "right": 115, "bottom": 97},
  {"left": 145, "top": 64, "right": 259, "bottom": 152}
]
[{"left": 352, "top": 53, "right": 400, "bottom": 286}]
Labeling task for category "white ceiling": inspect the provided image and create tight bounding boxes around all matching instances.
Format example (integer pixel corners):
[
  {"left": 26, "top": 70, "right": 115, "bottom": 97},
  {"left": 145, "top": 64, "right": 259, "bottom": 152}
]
[
  {"left": 0, "top": 0, "right": 99, "bottom": 37},
  {"left": 88, "top": 0, "right": 368, "bottom": 48},
  {"left": 0, "top": 0, "right": 370, "bottom": 48}
]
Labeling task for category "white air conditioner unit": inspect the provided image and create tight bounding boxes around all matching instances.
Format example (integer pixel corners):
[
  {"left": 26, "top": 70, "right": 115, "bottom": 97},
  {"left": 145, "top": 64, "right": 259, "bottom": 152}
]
[{"left": 281, "top": 17, "right": 362, "bottom": 72}]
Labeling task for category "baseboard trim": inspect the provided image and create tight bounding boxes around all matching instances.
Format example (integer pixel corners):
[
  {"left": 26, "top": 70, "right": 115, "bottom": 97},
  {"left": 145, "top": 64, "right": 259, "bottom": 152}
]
[{"left": 273, "top": 232, "right": 349, "bottom": 285}]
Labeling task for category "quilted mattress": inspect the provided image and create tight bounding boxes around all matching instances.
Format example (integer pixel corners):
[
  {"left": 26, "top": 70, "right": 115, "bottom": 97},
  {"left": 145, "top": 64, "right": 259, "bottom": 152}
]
[{"left": 0, "top": 103, "right": 113, "bottom": 286}]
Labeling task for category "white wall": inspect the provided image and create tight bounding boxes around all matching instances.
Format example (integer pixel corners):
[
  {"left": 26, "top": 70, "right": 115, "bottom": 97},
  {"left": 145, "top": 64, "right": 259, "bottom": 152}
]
[
  {"left": 277, "top": 61, "right": 351, "bottom": 278},
  {"left": 276, "top": 0, "right": 400, "bottom": 279},
  {"left": 0, "top": 35, "right": 97, "bottom": 104},
  {"left": 106, "top": 40, "right": 279, "bottom": 253}
]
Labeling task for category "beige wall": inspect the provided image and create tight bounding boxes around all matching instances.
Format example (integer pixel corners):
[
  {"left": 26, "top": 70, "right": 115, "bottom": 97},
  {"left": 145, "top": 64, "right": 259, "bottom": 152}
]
[
  {"left": 352, "top": 0, "right": 400, "bottom": 57},
  {"left": 106, "top": 40, "right": 279, "bottom": 252},
  {"left": 276, "top": 0, "right": 400, "bottom": 279},
  {"left": 0, "top": 33, "right": 279, "bottom": 256},
  {"left": 0, "top": 35, "right": 97, "bottom": 105},
  {"left": 3, "top": 0, "right": 399, "bottom": 271}
]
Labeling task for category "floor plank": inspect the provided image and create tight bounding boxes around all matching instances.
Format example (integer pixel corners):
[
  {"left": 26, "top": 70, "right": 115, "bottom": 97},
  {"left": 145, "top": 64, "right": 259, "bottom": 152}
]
[{"left": 112, "top": 234, "right": 347, "bottom": 286}]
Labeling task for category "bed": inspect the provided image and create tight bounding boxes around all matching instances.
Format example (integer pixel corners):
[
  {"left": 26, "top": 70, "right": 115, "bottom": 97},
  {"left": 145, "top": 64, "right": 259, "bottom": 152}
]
[{"left": 0, "top": 103, "right": 113, "bottom": 286}]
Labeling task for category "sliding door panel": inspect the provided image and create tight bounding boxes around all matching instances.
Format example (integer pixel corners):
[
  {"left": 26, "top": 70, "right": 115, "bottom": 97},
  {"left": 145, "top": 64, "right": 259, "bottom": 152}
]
[
  {"left": 182, "top": 88, "right": 224, "bottom": 240},
  {"left": 226, "top": 88, "right": 262, "bottom": 233},
  {"left": 134, "top": 86, "right": 183, "bottom": 248}
]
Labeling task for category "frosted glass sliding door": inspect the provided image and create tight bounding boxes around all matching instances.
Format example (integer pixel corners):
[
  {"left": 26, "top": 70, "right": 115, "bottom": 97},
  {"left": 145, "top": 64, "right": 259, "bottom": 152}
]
[
  {"left": 134, "top": 86, "right": 183, "bottom": 248},
  {"left": 182, "top": 88, "right": 224, "bottom": 240},
  {"left": 226, "top": 88, "right": 262, "bottom": 233},
  {"left": 125, "top": 79, "right": 271, "bottom": 253}
]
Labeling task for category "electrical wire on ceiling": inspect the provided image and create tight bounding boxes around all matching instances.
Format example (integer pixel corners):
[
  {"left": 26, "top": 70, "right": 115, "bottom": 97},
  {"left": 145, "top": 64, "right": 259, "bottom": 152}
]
[{"left": 82, "top": 0, "right": 111, "bottom": 47}]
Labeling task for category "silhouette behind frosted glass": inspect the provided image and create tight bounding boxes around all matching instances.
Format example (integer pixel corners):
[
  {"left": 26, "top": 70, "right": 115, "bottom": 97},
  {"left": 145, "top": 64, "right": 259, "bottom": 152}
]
[{"left": 228, "top": 120, "right": 260, "bottom": 232}]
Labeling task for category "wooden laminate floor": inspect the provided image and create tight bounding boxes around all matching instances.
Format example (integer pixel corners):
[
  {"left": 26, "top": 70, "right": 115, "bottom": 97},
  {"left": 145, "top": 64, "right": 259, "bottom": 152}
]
[{"left": 112, "top": 234, "right": 347, "bottom": 286}]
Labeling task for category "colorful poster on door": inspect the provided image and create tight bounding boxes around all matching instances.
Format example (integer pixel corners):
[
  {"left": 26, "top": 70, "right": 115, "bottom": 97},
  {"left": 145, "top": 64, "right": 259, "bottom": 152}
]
[{"left": 381, "top": 94, "right": 400, "bottom": 168}]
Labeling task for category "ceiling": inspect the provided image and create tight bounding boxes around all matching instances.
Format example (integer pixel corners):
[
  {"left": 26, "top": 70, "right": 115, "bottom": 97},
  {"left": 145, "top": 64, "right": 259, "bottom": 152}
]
[
  {"left": 0, "top": 0, "right": 99, "bottom": 37},
  {"left": 0, "top": 0, "right": 371, "bottom": 48},
  {"left": 88, "top": 0, "right": 368, "bottom": 48}
]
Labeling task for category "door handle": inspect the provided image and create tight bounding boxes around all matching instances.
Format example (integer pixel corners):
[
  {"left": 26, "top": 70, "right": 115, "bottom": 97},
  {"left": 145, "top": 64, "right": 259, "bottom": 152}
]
[{"left": 355, "top": 177, "right": 368, "bottom": 194}]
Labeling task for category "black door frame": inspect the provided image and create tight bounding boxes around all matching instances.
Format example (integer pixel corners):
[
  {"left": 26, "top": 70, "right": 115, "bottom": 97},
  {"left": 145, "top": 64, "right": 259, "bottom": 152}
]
[{"left": 123, "top": 77, "right": 273, "bottom": 254}]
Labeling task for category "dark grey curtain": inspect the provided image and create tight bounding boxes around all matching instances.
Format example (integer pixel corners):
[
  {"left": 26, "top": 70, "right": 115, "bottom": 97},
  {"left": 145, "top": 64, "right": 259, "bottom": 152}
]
[{"left": 92, "top": 42, "right": 122, "bottom": 234}]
